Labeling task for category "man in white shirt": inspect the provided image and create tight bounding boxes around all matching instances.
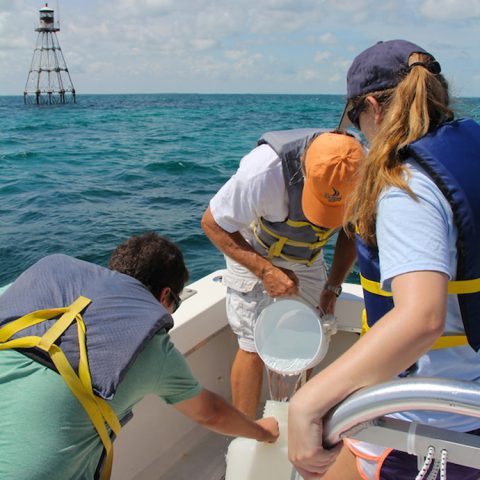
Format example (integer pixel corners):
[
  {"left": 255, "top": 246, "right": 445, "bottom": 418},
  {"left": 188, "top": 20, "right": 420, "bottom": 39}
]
[{"left": 202, "top": 130, "right": 364, "bottom": 418}]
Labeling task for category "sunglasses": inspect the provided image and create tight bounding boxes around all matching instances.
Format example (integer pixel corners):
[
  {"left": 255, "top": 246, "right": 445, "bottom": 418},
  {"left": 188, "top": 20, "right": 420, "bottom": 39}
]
[
  {"left": 169, "top": 289, "right": 182, "bottom": 313},
  {"left": 347, "top": 100, "right": 366, "bottom": 130}
]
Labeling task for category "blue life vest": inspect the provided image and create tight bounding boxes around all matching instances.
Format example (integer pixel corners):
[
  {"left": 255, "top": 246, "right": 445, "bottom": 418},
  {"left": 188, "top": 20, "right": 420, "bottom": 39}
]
[
  {"left": 0, "top": 254, "right": 173, "bottom": 399},
  {"left": 251, "top": 128, "right": 338, "bottom": 265},
  {"left": 357, "top": 119, "right": 480, "bottom": 351}
]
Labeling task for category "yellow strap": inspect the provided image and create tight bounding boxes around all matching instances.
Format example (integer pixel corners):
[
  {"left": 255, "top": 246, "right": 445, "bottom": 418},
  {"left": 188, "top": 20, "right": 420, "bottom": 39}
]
[
  {"left": 360, "top": 308, "right": 468, "bottom": 350},
  {"left": 76, "top": 311, "right": 93, "bottom": 392},
  {"left": 447, "top": 278, "right": 480, "bottom": 294},
  {"left": 38, "top": 296, "right": 91, "bottom": 351},
  {"left": 277, "top": 249, "right": 322, "bottom": 266},
  {"left": 259, "top": 218, "right": 331, "bottom": 250},
  {"left": 285, "top": 218, "right": 316, "bottom": 228},
  {"left": 0, "top": 336, "right": 42, "bottom": 350},
  {"left": 49, "top": 344, "right": 120, "bottom": 480},
  {"left": 253, "top": 226, "right": 323, "bottom": 266},
  {"left": 359, "top": 274, "right": 392, "bottom": 297},
  {"left": 305, "top": 250, "right": 322, "bottom": 267},
  {"left": 270, "top": 247, "right": 322, "bottom": 266},
  {"left": 0, "top": 297, "right": 121, "bottom": 480},
  {"left": 360, "top": 308, "right": 369, "bottom": 336},
  {"left": 0, "top": 307, "right": 69, "bottom": 342},
  {"left": 430, "top": 335, "right": 469, "bottom": 350},
  {"left": 253, "top": 219, "right": 329, "bottom": 266},
  {"left": 267, "top": 237, "right": 287, "bottom": 258},
  {"left": 286, "top": 218, "right": 336, "bottom": 237},
  {"left": 360, "top": 274, "right": 480, "bottom": 296}
]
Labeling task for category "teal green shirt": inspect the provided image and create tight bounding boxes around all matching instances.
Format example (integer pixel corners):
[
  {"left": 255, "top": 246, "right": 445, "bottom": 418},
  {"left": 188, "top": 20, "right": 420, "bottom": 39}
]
[{"left": 0, "top": 332, "right": 201, "bottom": 479}]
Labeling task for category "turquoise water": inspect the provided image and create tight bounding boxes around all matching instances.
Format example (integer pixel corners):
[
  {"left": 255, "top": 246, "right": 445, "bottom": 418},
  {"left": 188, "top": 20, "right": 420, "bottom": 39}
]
[{"left": 1, "top": 94, "right": 479, "bottom": 287}]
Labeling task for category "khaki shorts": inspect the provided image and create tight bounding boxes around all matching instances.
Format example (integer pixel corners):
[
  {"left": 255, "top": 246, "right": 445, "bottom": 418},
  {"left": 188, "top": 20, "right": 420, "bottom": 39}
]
[{"left": 224, "top": 255, "right": 327, "bottom": 352}]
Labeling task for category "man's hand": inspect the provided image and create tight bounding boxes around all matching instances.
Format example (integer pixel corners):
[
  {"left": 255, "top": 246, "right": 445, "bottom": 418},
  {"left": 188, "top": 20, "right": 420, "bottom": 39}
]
[
  {"left": 261, "top": 264, "right": 299, "bottom": 298},
  {"left": 319, "top": 288, "right": 337, "bottom": 316},
  {"left": 255, "top": 417, "right": 280, "bottom": 443}
]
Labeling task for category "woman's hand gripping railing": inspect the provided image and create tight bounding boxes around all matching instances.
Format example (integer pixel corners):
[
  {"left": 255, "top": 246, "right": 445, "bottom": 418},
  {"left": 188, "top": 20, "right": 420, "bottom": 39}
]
[{"left": 321, "top": 377, "right": 480, "bottom": 473}]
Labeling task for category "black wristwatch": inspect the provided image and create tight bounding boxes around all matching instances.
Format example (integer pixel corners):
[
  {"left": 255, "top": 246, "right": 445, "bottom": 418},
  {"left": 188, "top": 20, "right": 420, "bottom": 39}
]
[{"left": 324, "top": 283, "right": 342, "bottom": 297}]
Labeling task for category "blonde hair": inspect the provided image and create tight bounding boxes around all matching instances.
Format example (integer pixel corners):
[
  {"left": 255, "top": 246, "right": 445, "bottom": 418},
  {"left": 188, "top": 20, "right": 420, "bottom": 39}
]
[{"left": 344, "top": 53, "right": 454, "bottom": 244}]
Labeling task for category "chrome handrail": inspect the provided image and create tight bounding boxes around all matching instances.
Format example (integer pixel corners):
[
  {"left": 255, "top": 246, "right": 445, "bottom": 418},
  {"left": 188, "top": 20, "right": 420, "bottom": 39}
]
[{"left": 323, "top": 377, "right": 480, "bottom": 447}]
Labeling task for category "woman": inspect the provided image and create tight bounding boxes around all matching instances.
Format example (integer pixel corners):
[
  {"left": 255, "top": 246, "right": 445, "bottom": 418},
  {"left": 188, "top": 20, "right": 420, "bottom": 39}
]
[{"left": 288, "top": 39, "right": 480, "bottom": 480}]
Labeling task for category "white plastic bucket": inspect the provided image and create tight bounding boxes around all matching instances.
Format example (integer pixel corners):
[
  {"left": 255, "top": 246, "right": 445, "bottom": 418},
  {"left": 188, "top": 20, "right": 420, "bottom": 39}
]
[{"left": 254, "top": 298, "right": 328, "bottom": 375}]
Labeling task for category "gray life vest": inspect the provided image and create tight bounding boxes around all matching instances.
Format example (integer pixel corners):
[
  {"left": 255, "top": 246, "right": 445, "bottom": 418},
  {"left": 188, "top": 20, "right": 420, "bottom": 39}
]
[
  {"left": 0, "top": 254, "right": 173, "bottom": 400},
  {"left": 251, "top": 128, "right": 338, "bottom": 266}
]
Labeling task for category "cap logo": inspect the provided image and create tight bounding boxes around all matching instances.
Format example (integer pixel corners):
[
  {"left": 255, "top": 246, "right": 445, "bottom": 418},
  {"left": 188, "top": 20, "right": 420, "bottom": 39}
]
[{"left": 324, "top": 187, "right": 341, "bottom": 203}]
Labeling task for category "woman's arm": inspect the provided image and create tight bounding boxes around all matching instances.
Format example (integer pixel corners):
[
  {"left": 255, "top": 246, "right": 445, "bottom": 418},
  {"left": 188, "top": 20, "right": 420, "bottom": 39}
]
[{"left": 288, "top": 269, "right": 448, "bottom": 478}]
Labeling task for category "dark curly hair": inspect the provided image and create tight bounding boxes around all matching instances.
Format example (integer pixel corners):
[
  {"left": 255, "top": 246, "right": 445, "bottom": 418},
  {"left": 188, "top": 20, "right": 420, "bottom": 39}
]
[{"left": 108, "top": 232, "right": 189, "bottom": 297}]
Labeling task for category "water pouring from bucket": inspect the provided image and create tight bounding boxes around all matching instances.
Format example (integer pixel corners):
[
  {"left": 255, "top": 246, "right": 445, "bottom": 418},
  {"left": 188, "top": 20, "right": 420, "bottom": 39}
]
[
  {"left": 225, "top": 298, "right": 333, "bottom": 480},
  {"left": 254, "top": 297, "right": 330, "bottom": 401}
]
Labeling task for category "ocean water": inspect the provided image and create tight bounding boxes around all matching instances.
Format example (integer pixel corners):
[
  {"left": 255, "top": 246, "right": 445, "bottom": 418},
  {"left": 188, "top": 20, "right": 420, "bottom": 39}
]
[{"left": 1, "top": 93, "right": 479, "bottom": 287}]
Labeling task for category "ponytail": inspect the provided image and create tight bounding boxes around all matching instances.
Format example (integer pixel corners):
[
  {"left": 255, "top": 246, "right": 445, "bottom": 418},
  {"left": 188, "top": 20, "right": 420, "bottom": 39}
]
[{"left": 344, "top": 53, "right": 454, "bottom": 244}]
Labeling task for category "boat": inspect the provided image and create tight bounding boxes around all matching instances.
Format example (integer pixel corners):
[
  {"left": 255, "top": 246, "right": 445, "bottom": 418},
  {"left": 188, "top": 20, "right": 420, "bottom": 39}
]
[{"left": 2, "top": 271, "right": 480, "bottom": 479}]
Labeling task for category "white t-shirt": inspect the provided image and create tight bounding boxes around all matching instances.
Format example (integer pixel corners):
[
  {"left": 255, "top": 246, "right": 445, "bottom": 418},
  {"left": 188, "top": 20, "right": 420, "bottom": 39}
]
[
  {"left": 376, "top": 161, "right": 480, "bottom": 431},
  {"left": 209, "top": 142, "right": 326, "bottom": 301},
  {"left": 209, "top": 143, "right": 288, "bottom": 239}
]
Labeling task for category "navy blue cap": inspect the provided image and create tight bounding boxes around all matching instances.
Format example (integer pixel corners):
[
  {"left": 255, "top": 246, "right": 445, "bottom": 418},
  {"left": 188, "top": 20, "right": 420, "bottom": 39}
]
[
  {"left": 338, "top": 39, "right": 435, "bottom": 130},
  {"left": 346, "top": 39, "right": 432, "bottom": 99}
]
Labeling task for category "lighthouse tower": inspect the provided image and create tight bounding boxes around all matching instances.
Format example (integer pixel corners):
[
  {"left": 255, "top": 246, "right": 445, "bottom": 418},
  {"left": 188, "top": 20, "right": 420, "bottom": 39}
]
[{"left": 24, "top": 4, "right": 76, "bottom": 105}]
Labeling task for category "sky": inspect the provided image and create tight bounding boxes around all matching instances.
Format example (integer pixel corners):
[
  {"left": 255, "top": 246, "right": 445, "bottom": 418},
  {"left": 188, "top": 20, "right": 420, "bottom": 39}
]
[{"left": 1, "top": 0, "right": 480, "bottom": 97}]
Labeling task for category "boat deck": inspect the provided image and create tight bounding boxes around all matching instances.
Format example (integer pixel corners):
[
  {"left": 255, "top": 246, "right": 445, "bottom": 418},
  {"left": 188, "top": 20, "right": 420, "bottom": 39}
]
[{"left": 160, "top": 432, "right": 229, "bottom": 480}]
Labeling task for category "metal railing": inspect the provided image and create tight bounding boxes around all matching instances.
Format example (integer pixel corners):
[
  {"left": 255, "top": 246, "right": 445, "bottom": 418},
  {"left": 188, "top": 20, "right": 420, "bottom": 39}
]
[{"left": 322, "top": 377, "right": 480, "bottom": 469}]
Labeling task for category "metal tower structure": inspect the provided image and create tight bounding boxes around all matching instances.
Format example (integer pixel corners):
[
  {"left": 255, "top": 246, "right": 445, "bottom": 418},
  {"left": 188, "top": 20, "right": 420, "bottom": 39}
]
[{"left": 24, "top": 4, "right": 76, "bottom": 105}]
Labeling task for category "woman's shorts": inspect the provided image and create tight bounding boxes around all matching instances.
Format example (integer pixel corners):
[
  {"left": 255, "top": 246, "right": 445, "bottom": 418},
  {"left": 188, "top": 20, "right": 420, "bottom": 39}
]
[{"left": 345, "top": 433, "right": 480, "bottom": 480}]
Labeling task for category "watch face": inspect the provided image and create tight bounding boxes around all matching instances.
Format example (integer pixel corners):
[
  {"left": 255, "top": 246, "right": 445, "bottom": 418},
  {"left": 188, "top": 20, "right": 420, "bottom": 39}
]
[{"left": 326, "top": 284, "right": 341, "bottom": 296}]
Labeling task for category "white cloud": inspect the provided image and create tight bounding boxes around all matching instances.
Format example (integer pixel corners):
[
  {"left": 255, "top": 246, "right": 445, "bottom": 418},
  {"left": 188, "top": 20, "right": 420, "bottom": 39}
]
[
  {"left": 300, "top": 68, "right": 321, "bottom": 81},
  {"left": 420, "top": 0, "right": 480, "bottom": 20},
  {"left": 319, "top": 33, "right": 336, "bottom": 45},
  {"left": 329, "top": 72, "right": 342, "bottom": 84},
  {"left": 190, "top": 38, "right": 219, "bottom": 51},
  {"left": 224, "top": 49, "right": 248, "bottom": 61},
  {"left": 314, "top": 51, "right": 332, "bottom": 63}
]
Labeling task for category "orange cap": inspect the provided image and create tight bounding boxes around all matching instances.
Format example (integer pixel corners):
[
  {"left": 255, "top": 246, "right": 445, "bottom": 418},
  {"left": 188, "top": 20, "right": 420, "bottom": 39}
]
[{"left": 302, "top": 132, "right": 364, "bottom": 228}]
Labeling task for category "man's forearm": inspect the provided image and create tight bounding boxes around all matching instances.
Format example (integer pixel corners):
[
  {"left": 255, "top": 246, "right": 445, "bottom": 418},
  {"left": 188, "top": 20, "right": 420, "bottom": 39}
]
[
  {"left": 174, "top": 389, "right": 276, "bottom": 441},
  {"left": 201, "top": 207, "right": 298, "bottom": 298},
  {"left": 326, "top": 229, "right": 357, "bottom": 286},
  {"left": 201, "top": 206, "right": 273, "bottom": 279}
]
